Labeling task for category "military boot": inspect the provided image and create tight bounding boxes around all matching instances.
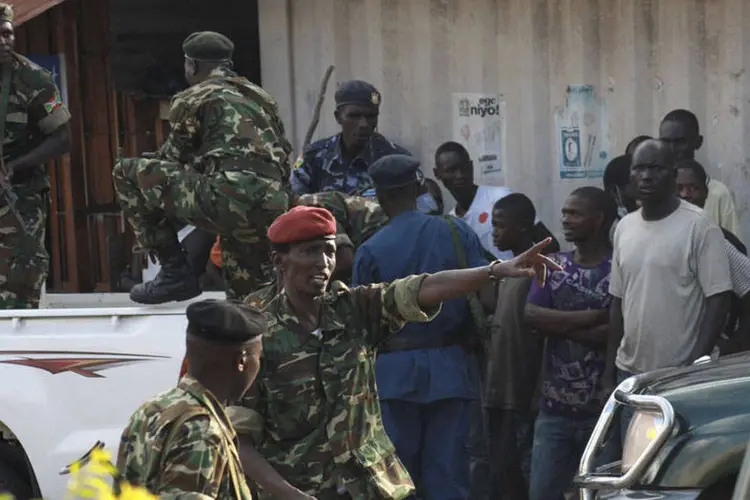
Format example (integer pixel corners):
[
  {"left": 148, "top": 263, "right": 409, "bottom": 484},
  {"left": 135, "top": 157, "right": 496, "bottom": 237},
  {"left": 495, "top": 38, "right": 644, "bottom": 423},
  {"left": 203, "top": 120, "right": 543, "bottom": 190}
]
[{"left": 129, "top": 243, "right": 202, "bottom": 305}]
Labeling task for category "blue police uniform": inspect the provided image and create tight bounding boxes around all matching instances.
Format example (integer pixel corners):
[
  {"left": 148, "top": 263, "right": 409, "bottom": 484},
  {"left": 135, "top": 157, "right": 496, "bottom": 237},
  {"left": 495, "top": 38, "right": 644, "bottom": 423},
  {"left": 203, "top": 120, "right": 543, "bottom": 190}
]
[
  {"left": 291, "top": 132, "right": 411, "bottom": 197},
  {"left": 290, "top": 80, "right": 411, "bottom": 197},
  {"left": 352, "top": 154, "right": 487, "bottom": 500}
]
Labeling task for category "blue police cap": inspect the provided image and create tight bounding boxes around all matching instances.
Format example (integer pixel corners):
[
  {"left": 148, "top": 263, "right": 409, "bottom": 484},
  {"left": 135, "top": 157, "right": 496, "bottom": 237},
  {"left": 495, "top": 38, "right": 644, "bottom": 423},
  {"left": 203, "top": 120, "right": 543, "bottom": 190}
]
[
  {"left": 368, "top": 154, "right": 422, "bottom": 189},
  {"left": 335, "top": 80, "right": 381, "bottom": 108}
]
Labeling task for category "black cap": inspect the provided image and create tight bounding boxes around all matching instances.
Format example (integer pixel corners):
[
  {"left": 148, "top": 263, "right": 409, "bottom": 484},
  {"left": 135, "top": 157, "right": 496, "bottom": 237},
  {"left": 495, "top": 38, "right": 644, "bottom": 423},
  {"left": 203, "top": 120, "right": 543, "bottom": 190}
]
[
  {"left": 334, "top": 80, "right": 381, "bottom": 108},
  {"left": 183, "top": 31, "right": 235, "bottom": 62},
  {"left": 368, "top": 154, "right": 422, "bottom": 189},
  {"left": 186, "top": 299, "right": 266, "bottom": 344}
]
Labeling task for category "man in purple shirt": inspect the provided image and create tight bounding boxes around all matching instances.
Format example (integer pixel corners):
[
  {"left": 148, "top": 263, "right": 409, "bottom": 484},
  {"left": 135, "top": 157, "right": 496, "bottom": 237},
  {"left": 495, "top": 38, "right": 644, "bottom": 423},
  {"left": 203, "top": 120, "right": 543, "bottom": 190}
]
[{"left": 523, "top": 187, "right": 618, "bottom": 500}]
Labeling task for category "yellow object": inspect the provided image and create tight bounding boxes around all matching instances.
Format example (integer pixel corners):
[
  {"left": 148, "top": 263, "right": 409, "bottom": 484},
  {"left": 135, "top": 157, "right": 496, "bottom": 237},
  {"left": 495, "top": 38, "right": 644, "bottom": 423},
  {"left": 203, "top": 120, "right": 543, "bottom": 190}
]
[{"left": 0, "top": 447, "right": 157, "bottom": 500}]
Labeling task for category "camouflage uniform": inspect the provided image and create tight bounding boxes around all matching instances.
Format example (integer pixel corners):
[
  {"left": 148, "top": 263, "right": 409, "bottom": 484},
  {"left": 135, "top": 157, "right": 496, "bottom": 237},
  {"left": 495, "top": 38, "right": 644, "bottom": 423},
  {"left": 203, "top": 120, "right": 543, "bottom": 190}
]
[
  {"left": 112, "top": 65, "right": 292, "bottom": 300},
  {"left": 229, "top": 274, "right": 441, "bottom": 500},
  {"left": 291, "top": 132, "right": 410, "bottom": 197},
  {"left": 297, "top": 191, "right": 387, "bottom": 249},
  {"left": 0, "top": 51, "right": 71, "bottom": 309},
  {"left": 117, "top": 375, "right": 253, "bottom": 499}
]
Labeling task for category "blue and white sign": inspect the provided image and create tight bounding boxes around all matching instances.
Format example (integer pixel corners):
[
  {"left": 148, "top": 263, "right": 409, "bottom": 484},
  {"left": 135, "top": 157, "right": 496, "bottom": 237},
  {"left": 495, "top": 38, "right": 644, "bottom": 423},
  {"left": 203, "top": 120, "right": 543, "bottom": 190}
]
[{"left": 554, "top": 84, "right": 609, "bottom": 180}]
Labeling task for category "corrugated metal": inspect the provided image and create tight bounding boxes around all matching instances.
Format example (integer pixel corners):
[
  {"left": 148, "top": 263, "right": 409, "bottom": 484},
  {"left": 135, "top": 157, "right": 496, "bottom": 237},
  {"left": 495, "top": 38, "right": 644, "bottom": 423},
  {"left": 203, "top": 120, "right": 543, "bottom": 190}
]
[
  {"left": 12, "top": 0, "right": 66, "bottom": 25},
  {"left": 258, "top": 0, "right": 750, "bottom": 242}
]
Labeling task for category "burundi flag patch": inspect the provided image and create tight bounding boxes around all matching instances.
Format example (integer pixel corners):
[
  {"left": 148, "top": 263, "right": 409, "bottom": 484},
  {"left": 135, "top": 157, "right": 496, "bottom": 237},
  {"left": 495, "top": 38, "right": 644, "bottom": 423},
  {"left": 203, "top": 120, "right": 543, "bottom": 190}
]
[{"left": 44, "top": 92, "right": 63, "bottom": 114}]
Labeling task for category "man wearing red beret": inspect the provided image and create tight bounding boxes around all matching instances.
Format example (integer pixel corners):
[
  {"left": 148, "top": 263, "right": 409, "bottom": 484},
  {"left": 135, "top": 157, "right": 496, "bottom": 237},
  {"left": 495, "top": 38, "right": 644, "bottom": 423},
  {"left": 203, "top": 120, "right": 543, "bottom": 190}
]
[{"left": 228, "top": 205, "right": 560, "bottom": 499}]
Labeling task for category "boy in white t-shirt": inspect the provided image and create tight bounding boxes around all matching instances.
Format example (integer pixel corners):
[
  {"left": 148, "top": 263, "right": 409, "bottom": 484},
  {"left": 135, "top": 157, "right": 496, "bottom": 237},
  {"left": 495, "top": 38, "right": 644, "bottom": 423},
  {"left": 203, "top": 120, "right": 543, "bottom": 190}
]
[{"left": 434, "top": 141, "right": 559, "bottom": 260}]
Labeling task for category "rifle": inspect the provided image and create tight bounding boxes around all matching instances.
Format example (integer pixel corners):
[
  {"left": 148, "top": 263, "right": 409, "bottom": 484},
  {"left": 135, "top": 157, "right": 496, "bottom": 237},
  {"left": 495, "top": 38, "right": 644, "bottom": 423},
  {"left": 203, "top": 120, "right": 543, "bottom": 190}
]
[{"left": 0, "top": 63, "right": 29, "bottom": 234}]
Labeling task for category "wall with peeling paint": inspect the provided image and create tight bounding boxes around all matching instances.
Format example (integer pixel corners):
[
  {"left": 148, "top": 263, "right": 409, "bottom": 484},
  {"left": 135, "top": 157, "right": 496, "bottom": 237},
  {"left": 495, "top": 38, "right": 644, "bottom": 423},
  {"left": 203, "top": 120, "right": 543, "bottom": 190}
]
[{"left": 258, "top": 0, "right": 750, "bottom": 242}]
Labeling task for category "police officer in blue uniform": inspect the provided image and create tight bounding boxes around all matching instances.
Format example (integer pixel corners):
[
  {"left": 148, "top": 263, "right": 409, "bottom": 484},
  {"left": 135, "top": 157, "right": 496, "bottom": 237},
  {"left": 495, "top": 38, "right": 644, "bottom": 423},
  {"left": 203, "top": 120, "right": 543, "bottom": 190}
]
[
  {"left": 352, "top": 154, "right": 486, "bottom": 500},
  {"left": 290, "top": 80, "right": 411, "bottom": 197}
]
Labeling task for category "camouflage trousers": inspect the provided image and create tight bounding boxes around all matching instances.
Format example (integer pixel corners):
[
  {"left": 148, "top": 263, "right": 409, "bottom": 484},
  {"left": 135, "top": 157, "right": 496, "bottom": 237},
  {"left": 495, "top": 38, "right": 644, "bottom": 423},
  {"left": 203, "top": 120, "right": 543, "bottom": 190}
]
[
  {"left": 112, "top": 157, "right": 288, "bottom": 300},
  {"left": 0, "top": 190, "right": 49, "bottom": 309}
]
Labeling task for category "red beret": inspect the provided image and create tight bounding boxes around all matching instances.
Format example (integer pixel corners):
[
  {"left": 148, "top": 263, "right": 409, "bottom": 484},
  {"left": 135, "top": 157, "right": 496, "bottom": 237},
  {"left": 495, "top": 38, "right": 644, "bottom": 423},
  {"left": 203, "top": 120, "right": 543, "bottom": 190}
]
[{"left": 267, "top": 206, "right": 337, "bottom": 244}]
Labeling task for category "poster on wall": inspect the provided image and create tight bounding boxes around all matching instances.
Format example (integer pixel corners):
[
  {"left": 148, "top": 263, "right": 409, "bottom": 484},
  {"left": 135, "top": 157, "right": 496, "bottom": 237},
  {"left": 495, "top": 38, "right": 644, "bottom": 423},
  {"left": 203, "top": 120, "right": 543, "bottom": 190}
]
[
  {"left": 28, "top": 54, "right": 68, "bottom": 105},
  {"left": 452, "top": 93, "right": 507, "bottom": 186},
  {"left": 554, "top": 84, "right": 610, "bottom": 179}
]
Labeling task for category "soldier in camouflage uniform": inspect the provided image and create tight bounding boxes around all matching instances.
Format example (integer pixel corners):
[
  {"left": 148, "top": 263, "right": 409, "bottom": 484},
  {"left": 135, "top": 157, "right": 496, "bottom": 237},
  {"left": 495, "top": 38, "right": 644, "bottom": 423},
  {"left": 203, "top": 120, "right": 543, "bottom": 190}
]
[
  {"left": 113, "top": 31, "right": 292, "bottom": 304},
  {"left": 290, "top": 80, "right": 411, "bottom": 198},
  {"left": 228, "top": 205, "right": 560, "bottom": 500},
  {"left": 0, "top": 3, "right": 72, "bottom": 309},
  {"left": 117, "top": 299, "right": 266, "bottom": 499}
]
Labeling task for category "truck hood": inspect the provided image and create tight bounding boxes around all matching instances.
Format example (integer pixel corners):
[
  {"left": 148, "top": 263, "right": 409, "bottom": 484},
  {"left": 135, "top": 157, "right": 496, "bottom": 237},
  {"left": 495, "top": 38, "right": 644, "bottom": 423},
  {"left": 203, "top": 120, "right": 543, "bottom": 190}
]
[
  {"left": 643, "top": 352, "right": 750, "bottom": 396},
  {"left": 639, "top": 352, "right": 750, "bottom": 433}
]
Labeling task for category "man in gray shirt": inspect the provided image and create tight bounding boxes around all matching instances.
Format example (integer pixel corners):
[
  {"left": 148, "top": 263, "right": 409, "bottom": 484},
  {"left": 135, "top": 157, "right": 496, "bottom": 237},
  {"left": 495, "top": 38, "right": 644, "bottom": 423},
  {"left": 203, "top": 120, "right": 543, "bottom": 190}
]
[{"left": 607, "top": 140, "right": 732, "bottom": 382}]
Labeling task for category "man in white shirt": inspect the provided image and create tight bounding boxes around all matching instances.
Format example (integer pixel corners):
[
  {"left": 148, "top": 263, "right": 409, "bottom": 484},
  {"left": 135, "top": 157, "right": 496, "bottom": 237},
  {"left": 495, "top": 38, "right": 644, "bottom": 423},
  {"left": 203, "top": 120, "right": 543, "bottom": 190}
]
[
  {"left": 658, "top": 109, "right": 742, "bottom": 242},
  {"left": 433, "top": 141, "right": 559, "bottom": 260},
  {"left": 607, "top": 139, "right": 732, "bottom": 388}
]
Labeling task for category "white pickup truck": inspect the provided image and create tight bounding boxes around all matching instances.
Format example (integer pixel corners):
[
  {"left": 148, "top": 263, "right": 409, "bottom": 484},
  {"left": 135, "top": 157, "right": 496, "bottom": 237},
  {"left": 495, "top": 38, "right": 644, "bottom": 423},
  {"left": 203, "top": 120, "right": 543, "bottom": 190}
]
[{"left": 0, "top": 291, "right": 223, "bottom": 500}]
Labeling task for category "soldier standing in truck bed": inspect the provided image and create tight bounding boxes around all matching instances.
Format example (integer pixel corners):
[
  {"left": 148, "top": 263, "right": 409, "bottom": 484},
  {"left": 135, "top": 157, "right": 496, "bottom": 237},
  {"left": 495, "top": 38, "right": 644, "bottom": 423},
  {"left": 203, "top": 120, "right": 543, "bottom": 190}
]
[
  {"left": 112, "top": 31, "right": 292, "bottom": 304},
  {"left": 0, "top": 3, "right": 72, "bottom": 309}
]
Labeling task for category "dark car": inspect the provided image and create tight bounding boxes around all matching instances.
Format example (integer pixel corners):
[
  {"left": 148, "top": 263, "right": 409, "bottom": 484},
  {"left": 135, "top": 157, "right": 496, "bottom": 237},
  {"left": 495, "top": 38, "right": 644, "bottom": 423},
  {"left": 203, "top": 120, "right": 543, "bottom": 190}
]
[{"left": 576, "top": 352, "right": 750, "bottom": 500}]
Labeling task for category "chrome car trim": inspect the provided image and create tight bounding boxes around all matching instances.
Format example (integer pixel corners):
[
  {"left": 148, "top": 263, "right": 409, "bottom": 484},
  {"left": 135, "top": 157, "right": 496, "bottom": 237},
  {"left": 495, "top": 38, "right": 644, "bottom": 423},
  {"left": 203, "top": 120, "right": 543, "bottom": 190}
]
[{"left": 577, "top": 377, "right": 675, "bottom": 500}]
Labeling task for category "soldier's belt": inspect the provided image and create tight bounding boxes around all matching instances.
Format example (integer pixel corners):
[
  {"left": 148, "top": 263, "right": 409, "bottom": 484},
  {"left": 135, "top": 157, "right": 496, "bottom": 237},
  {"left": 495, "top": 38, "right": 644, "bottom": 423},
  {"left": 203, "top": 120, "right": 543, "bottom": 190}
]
[
  {"left": 380, "top": 331, "right": 464, "bottom": 354},
  {"left": 220, "top": 158, "right": 283, "bottom": 182}
]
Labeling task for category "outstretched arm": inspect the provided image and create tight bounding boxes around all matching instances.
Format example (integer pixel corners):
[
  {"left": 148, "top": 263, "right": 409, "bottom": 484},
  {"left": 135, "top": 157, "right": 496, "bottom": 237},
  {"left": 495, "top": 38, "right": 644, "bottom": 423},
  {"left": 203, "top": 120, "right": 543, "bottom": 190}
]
[{"left": 417, "top": 238, "right": 561, "bottom": 309}]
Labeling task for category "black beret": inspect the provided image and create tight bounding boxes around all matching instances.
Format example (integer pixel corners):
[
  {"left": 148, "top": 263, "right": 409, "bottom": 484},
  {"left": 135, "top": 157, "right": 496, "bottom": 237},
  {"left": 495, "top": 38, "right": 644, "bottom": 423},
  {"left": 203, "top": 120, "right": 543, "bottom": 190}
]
[
  {"left": 186, "top": 299, "right": 266, "bottom": 344},
  {"left": 368, "top": 154, "right": 422, "bottom": 190},
  {"left": 335, "top": 80, "right": 381, "bottom": 108},
  {"left": 183, "top": 31, "right": 235, "bottom": 62}
]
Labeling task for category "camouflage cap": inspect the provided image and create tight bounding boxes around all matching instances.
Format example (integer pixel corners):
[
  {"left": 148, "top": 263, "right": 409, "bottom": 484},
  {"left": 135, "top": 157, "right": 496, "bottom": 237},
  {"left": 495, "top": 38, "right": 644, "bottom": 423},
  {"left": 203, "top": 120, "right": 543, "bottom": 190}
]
[
  {"left": 368, "top": 154, "right": 422, "bottom": 190},
  {"left": 186, "top": 299, "right": 266, "bottom": 344},
  {"left": 0, "top": 3, "right": 13, "bottom": 23},
  {"left": 335, "top": 80, "right": 381, "bottom": 109},
  {"left": 182, "top": 31, "right": 234, "bottom": 62}
]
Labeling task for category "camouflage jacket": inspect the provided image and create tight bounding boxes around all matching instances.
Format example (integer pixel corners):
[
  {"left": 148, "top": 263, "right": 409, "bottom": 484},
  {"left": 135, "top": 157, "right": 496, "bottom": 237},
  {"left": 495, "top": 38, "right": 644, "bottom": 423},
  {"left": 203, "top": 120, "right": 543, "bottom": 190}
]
[
  {"left": 297, "top": 191, "right": 387, "bottom": 248},
  {"left": 229, "top": 275, "right": 441, "bottom": 499},
  {"left": 117, "top": 375, "right": 253, "bottom": 500},
  {"left": 156, "top": 66, "right": 292, "bottom": 188},
  {"left": 5, "top": 53, "right": 71, "bottom": 192},
  {"left": 290, "top": 132, "right": 410, "bottom": 196}
]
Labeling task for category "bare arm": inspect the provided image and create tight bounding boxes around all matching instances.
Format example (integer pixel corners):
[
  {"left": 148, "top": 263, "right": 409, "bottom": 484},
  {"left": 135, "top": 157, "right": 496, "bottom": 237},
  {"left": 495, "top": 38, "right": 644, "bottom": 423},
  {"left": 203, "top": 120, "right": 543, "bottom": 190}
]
[
  {"left": 418, "top": 238, "right": 561, "bottom": 310},
  {"left": 524, "top": 303, "right": 607, "bottom": 335},
  {"left": 8, "top": 124, "right": 71, "bottom": 174},
  {"left": 238, "top": 435, "right": 315, "bottom": 500},
  {"left": 688, "top": 292, "right": 731, "bottom": 361},
  {"left": 602, "top": 297, "right": 625, "bottom": 387}
]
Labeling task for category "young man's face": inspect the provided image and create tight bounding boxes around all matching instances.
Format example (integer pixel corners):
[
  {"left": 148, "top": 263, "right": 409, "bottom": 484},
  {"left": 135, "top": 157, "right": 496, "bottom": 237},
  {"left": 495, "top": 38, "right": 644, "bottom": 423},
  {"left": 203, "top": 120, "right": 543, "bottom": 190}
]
[
  {"left": 659, "top": 120, "right": 701, "bottom": 161},
  {"left": 676, "top": 168, "right": 708, "bottom": 208},
  {"left": 561, "top": 195, "right": 603, "bottom": 243},
  {"left": 434, "top": 151, "right": 473, "bottom": 194},
  {"left": 492, "top": 208, "right": 526, "bottom": 251}
]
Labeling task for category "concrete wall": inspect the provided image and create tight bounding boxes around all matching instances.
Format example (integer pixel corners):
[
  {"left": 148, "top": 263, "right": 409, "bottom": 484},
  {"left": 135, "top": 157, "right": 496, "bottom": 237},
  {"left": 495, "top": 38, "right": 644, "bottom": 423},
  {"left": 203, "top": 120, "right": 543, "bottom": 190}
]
[{"left": 259, "top": 0, "right": 750, "bottom": 242}]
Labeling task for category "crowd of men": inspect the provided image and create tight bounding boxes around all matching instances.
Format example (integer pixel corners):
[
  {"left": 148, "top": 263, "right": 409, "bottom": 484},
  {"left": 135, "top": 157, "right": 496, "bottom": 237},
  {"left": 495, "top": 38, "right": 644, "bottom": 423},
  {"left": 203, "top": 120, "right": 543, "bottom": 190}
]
[{"left": 1, "top": 9, "right": 748, "bottom": 500}]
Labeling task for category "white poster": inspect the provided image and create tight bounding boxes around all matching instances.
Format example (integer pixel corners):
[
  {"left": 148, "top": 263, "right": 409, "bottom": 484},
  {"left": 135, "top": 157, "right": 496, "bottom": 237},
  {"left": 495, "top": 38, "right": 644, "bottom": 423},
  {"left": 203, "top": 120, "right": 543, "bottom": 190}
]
[
  {"left": 554, "top": 84, "right": 611, "bottom": 179},
  {"left": 452, "top": 93, "right": 507, "bottom": 186}
]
